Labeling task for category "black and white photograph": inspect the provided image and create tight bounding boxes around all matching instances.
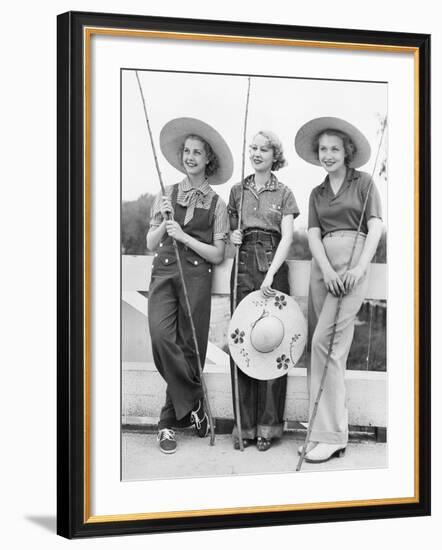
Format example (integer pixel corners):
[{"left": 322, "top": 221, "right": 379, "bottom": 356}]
[{"left": 121, "top": 69, "right": 388, "bottom": 480}]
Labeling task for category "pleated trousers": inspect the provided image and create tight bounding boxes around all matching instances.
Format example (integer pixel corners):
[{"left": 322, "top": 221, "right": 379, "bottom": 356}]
[{"left": 308, "top": 231, "right": 369, "bottom": 445}]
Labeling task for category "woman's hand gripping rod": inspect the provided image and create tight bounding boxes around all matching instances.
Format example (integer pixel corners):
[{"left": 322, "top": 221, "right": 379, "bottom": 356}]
[{"left": 296, "top": 118, "right": 387, "bottom": 471}]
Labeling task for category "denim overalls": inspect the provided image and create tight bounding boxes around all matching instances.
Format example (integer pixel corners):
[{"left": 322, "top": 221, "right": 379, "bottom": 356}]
[
  {"left": 230, "top": 228, "right": 291, "bottom": 440},
  {"left": 148, "top": 184, "right": 219, "bottom": 429}
]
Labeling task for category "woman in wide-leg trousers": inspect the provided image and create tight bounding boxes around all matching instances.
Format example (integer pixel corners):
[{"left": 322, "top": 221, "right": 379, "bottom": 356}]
[
  {"left": 308, "top": 231, "right": 369, "bottom": 446},
  {"left": 294, "top": 117, "right": 383, "bottom": 463}
]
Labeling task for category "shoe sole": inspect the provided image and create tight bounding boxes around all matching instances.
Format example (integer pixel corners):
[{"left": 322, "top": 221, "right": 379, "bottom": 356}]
[
  {"left": 159, "top": 447, "right": 177, "bottom": 454},
  {"left": 194, "top": 414, "right": 210, "bottom": 438},
  {"left": 304, "top": 448, "right": 346, "bottom": 464},
  {"left": 191, "top": 404, "right": 210, "bottom": 437}
]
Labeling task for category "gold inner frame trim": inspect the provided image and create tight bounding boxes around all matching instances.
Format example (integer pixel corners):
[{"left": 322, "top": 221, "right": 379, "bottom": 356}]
[
  {"left": 85, "top": 26, "right": 418, "bottom": 53},
  {"left": 85, "top": 496, "right": 419, "bottom": 524},
  {"left": 82, "top": 26, "right": 420, "bottom": 524}
]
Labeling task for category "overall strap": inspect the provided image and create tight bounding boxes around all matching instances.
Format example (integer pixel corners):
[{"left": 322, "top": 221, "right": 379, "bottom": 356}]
[
  {"left": 171, "top": 183, "right": 179, "bottom": 208},
  {"left": 158, "top": 184, "right": 180, "bottom": 247},
  {"left": 208, "top": 193, "right": 219, "bottom": 226}
]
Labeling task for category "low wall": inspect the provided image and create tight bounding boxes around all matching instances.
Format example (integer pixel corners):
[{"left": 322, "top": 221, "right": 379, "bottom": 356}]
[{"left": 122, "top": 362, "right": 386, "bottom": 428}]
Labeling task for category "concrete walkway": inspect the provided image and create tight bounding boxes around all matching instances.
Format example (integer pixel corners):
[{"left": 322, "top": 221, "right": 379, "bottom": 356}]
[{"left": 122, "top": 431, "right": 387, "bottom": 481}]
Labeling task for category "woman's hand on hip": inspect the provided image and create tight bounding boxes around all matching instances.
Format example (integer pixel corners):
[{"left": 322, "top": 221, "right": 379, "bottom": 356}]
[
  {"left": 165, "top": 220, "right": 186, "bottom": 243},
  {"left": 260, "top": 273, "right": 276, "bottom": 298},
  {"left": 342, "top": 265, "right": 365, "bottom": 292},
  {"left": 323, "top": 266, "right": 345, "bottom": 297},
  {"left": 230, "top": 229, "right": 243, "bottom": 246}
]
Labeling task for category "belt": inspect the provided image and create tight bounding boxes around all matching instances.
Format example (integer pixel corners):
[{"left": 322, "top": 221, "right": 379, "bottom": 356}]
[
  {"left": 241, "top": 229, "right": 281, "bottom": 272},
  {"left": 242, "top": 228, "right": 281, "bottom": 246},
  {"left": 323, "top": 229, "right": 367, "bottom": 239}
]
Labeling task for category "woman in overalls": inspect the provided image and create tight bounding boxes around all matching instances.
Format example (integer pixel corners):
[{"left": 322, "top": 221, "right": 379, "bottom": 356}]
[
  {"left": 146, "top": 118, "right": 232, "bottom": 454},
  {"left": 294, "top": 117, "right": 383, "bottom": 463},
  {"left": 229, "top": 130, "right": 299, "bottom": 451}
]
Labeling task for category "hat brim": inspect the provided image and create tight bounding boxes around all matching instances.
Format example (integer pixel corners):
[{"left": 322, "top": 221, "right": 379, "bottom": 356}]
[
  {"left": 229, "top": 291, "right": 307, "bottom": 381},
  {"left": 294, "top": 117, "right": 371, "bottom": 168},
  {"left": 159, "top": 117, "right": 234, "bottom": 185}
]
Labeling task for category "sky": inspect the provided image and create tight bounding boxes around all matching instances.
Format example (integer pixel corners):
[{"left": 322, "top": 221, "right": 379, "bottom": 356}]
[{"left": 122, "top": 69, "right": 387, "bottom": 229}]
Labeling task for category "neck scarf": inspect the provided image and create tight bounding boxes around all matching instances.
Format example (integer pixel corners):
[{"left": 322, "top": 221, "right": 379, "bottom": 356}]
[{"left": 178, "top": 178, "right": 211, "bottom": 226}]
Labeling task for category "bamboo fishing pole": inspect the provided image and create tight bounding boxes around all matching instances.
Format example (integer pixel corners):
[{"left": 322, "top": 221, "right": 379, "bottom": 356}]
[
  {"left": 297, "top": 118, "right": 387, "bottom": 471},
  {"left": 135, "top": 70, "right": 216, "bottom": 445},
  {"left": 231, "top": 77, "right": 252, "bottom": 452}
]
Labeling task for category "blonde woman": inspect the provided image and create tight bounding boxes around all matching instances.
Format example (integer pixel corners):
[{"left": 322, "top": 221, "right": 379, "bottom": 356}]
[{"left": 228, "top": 130, "right": 299, "bottom": 451}]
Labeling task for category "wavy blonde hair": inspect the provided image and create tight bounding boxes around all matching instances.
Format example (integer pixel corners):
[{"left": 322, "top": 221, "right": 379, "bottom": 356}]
[{"left": 254, "top": 130, "right": 288, "bottom": 171}]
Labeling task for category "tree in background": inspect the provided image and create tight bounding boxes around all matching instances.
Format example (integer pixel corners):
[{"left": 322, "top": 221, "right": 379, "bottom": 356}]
[
  {"left": 288, "top": 230, "right": 311, "bottom": 260},
  {"left": 121, "top": 193, "right": 154, "bottom": 255},
  {"left": 374, "top": 231, "right": 387, "bottom": 263}
]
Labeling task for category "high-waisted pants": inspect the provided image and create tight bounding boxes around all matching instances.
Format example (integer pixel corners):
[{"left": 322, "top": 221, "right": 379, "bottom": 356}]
[
  {"left": 308, "top": 231, "right": 369, "bottom": 445},
  {"left": 148, "top": 245, "right": 213, "bottom": 429},
  {"left": 230, "top": 231, "right": 290, "bottom": 441}
]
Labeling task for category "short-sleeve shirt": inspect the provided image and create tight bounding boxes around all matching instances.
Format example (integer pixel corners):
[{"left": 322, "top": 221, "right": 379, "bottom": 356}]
[
  {"left": 149, "top": 178, "right": 229, "bottom": 242},
  {"left": 228, "top": 173, "right": 299, "bottom": 234},
  {"left": 308, "top": 168, "right": 382, "bottom": 236}
]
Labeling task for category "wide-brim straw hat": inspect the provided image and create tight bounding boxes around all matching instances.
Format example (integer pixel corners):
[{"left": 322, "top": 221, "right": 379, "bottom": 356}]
[
  {"left": 228, "top": 290, "right": 307, "bottom": 381},
  {"left": 294, "top": 116, "right": 371, "bottom": 168},
  {"left": 159, "top": 117, "right": 234, "bottom": 185}
]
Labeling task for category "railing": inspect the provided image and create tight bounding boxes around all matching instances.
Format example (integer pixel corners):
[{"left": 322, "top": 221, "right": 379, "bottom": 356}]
[{"left": 123, "top": 255, "right": 386, "bottom": 298}]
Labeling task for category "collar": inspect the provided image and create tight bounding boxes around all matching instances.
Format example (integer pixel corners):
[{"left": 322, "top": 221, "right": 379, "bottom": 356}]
[
  {"left": 244, "top": 173, "right": 280, "bottom": 192},
  {"left": 319, "top": 167, "right": 359, "bottom": 191},
  {"left": 180, "top": 177, "right": 211, "bottom": 196}
]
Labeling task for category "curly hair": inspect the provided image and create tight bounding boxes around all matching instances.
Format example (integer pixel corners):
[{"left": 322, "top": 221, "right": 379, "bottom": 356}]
[
  {"left": 313, "top": 129, "right": 356, "bottom": 166},
  {"left": 179, "top": 134, "right": 220, "bottom": 177},
  {"left": 254, "top": 130, "right": 288, "bottom": 171}
]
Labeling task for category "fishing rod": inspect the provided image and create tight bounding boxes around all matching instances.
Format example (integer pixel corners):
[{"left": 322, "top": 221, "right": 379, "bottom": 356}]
[
  {"left": 231, "top": 77, "right": 252, "bottom": 451},
  {"left": 297, "top": 118, "right": 387, "bottom": 471},
  {"left": 135, "top": 70, "right": 216, "bottom": 445}
]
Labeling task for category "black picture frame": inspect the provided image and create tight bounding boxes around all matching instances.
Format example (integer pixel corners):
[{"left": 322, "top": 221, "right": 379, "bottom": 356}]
[{"left": 57, "top": 10, "right": 431, "bottom": 539}]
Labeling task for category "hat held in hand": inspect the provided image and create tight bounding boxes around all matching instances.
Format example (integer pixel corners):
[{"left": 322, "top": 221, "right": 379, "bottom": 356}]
[{"left": 229, "top": 291, "right": 307, "bottom": 380}]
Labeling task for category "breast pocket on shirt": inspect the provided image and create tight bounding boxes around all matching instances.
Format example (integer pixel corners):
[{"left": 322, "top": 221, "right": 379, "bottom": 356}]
[{"left": 268, "top": 203, "right": 283, "bottom": 226}]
